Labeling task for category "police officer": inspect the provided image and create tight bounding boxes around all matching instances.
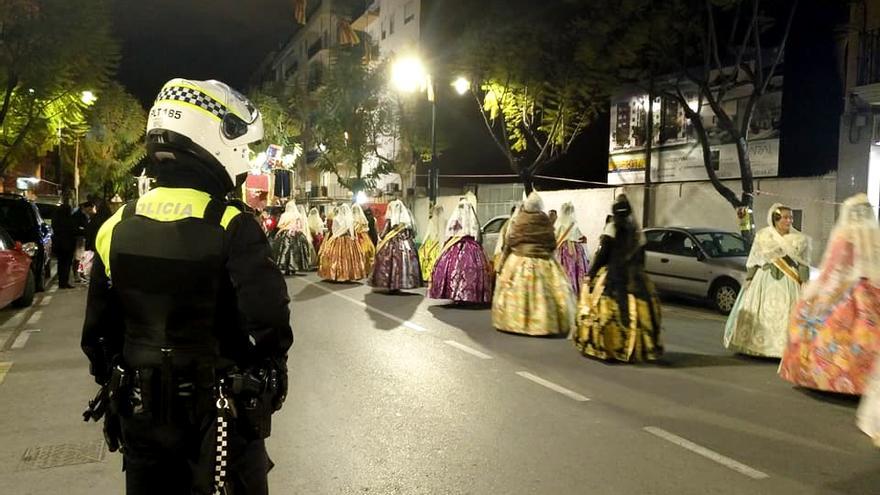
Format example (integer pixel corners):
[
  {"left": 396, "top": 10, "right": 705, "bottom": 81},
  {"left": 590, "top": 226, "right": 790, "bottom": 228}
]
[{"left": 81, "top": 78, "right": 292, "bottom": 495}]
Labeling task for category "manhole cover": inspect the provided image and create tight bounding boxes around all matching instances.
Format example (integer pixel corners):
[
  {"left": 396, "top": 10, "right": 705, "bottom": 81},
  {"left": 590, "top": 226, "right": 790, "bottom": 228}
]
[{"left": 18, "top": 439, "right": 106, "bottom": 470}]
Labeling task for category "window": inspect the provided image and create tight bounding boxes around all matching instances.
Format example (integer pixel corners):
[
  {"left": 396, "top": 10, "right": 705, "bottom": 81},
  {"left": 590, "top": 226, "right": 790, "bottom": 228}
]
[
  {"left": 644, "top": 230, "right": 666, "bottom": 252},
  {"left": 792, "top": 209, "right": 803, "bottom": 231},
  {"left": 654, "top": 231, "right": 698, "bottom": 257},
  {"left": 381, "top": 19, "right": 386, "bottom": 40},
  {"left": 389, "top": 11, "right": 395, "bottom": 35},
  {"left": 482, "top": 217, "right": 507, "bottom": 235},
  {"left": 692, "top": 232, "right": 749, "bottom": 258},
  {"left": 404, "top": 1, "right": 415, "bottom": 24}
]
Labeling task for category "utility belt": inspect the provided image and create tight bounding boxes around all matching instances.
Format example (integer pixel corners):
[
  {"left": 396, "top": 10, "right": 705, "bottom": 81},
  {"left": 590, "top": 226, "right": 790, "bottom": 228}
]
[{"left": 89, "top": 357, "right": 281, "bottom": 443}]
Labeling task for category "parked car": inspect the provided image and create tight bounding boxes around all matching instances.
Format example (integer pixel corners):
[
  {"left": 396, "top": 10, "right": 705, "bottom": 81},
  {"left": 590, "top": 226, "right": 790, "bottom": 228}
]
[
  {"left": 0, "top": 194, "right": 52, "bottom": 292},
  {"left": 481, "top": 214, "right": 510, "bottom": 259},
  {"left": 0, "top": 226, "right": 36, "bottom": 308},
  {"left": 643, "top": 227, "right": 749, "bottom": 314},
  {"left": 34, "top": 197, "right": 62, "bottom": 227}
]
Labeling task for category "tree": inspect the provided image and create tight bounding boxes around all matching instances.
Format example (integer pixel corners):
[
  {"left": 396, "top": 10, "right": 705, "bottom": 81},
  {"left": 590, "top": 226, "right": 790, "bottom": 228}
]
[
  {"left": 575, "top": 0, "right": 798, "bottom": 240},
  {"left": 249, "top": 82, "right": 304, "bottom": 159},
  {"left": 310, "top": 48, "right": 397, "bottom": 194},
  {"left": 454, "top": 1, "right": 602, "bottom": 193},
  {"left": 0, "top": 0, "right": 118, "bottom": 173},
  {"left": 663, "top": 1, "right": 797, "bottom": 241},
  {"left": 77, "top": 82, "right": 147, "bottom": 200}
]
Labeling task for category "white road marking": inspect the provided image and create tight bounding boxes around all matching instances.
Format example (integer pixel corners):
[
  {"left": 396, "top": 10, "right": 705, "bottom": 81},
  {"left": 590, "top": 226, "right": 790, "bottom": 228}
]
[
  {"left": 444, "top": 340, "right": 493, "bottom": 360},
  {"left": 27, "top": 310, "right": 42, "bottom": 324},
  {"left": 515, "top": 371, "right": 590, "bottom": 402},
  {"left": 643, "top": 426, "right": 769, "bottom": 480},
  {"left": 303, "top": 281, "right": 428, "bottom": 332},
  {"left": 39, "top": 295, "right": 53, "bottom": 306},
  {"left": 0, "top": 362, "right": 11, "bottom": 385},
  {"left": 10, "top": 329, "right": 39, "bottom": 349}
]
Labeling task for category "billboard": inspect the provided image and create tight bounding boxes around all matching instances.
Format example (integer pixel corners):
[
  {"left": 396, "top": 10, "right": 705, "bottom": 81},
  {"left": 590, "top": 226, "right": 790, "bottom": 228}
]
[{"left": 608, "top": 77, "right": 782, "bottom": 184}]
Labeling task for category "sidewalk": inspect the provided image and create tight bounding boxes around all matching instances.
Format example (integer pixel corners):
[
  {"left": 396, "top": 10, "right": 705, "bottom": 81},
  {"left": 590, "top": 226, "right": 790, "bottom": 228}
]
[{"left": 0, "top": 283, "right": 121, "bottom": 494}]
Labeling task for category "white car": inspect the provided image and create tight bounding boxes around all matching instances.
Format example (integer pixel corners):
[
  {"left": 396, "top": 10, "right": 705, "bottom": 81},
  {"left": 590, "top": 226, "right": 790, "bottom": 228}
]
[
  {"left": 643, "top": 227, "right": 750, "bottom": 314},
  {"left": 481, "top": 215, "right": 510, "bottom": 259}
]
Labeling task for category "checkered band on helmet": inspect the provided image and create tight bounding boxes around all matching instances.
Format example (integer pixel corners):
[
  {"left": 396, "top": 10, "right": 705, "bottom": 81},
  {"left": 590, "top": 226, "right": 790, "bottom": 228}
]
[{"left": 155, "top": 85, "right": 227, "bottom": 120}]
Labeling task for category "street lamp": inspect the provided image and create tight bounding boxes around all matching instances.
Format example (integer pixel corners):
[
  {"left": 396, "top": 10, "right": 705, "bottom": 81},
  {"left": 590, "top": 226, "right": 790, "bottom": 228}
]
[{"left": 390, "top": 56, "right": 469, "bottom": 206}]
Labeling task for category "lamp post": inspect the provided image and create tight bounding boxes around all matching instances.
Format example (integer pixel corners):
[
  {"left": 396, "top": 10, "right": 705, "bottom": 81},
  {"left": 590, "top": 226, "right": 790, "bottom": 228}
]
[{"left": 391, "top": 56, "right": 469, "bottom": 206}]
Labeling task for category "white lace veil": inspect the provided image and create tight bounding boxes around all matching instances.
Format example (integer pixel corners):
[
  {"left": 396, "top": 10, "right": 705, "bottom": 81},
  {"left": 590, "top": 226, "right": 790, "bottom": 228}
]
[
  {"left": 352, "top": 204, "right": 368, "bottom": 230},
  {"left": 387, "top": 199, "right": 415, "bottom": 229},
  {"left": 296, "top": 205, "right": 312, "bottom": 238},
  {"left": 803, "top": 194, "right": 880, "bottom": 300},
  {"left": 307, "top": 208, "right": 324, "bottom": 236},
  {"left": 423, "top": 205, "right": 445, "bottom": 243},
  {"left": 445, "top": 198, "right": 481, "bottom": 241},
  {"left": 746, "top": 202, "right": 811, "bottom": 268},
  {"left": 332, "top": 204, "right": 354, "bottom": 238},
  {"left": 278, "top": 201, "right": 304, "bottom": 232},
  {"left": 555, "top": 201, "right": 582, "bottom": 242}
]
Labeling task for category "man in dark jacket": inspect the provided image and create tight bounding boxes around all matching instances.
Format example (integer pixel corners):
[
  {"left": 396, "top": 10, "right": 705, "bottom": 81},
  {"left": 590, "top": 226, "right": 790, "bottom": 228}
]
[
  {"left": 81, "top": 78, "right": 292, "bottom": 495},
  {"left": 52, "top": 203, "right": 78, "bottom": 289}
]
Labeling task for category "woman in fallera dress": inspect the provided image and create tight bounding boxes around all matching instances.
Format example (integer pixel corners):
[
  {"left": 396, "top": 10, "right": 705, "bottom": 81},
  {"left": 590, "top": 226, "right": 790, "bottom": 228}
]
[
  {"left": 780, "top": 194, "right": 880, "bottom": 394},
  {"left": 318, "top": 204, "right": 366, "bottom": 282},
  {"left": 274, "top": 201, "right": 312, "bottom": 275},
  {"left": 429, "top": 197, "right": 494, "bottom": 304},
  {"left": 554, "top": 201, "right": 590, "bottom": 296},
  {"left": 308, "top": 207, "right": 325, "bottom": 256},
  {"left": 352, "top": 203, "right": 376, "bottom": 274},
  {"left": 723, "top": 203, "right": 812, "bottom": 358},
  {"left": 369, "top": 199, "right": 422, "bottom": 291},
  {"left": 297, "top": 204, "right": 318, "bottom": 269},
  {"left": 418, "top": 205, "right": 445, "bottom": 283},
  {"left": 573, "top": 194, "right": 663, "bottom": 362},
  {"left": 492, "top": 192, "right": 575, "bottom": 337}
]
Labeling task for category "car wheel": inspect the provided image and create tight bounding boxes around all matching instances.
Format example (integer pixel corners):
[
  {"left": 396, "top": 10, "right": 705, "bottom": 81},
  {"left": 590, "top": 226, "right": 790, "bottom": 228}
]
[
  {"left": 712, "top": 279, "right": 740, "bottom": 315},
  {"left": 33, "top": 262, "right": 45, "bottom": 292},
  {"left": 13, "top": 271, "right": 35, "bottom": 308}
]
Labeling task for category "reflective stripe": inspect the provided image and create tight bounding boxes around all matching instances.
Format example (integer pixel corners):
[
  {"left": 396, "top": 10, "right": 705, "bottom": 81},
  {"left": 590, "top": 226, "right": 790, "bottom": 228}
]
[{"left": 96, "top": 206, "right": 126, "bottom": 278}]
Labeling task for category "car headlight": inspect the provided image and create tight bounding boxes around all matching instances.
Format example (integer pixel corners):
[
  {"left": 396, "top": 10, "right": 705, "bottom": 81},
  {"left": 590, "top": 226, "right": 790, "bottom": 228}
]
[{"left": 22, "top": 242, "right": 38, "bottom": 257}]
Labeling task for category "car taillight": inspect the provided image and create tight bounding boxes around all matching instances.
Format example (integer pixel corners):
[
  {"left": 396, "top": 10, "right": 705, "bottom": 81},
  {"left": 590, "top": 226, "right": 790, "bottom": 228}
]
[{"left": 22, "top": 242, "right": 37, "bottom": 257}]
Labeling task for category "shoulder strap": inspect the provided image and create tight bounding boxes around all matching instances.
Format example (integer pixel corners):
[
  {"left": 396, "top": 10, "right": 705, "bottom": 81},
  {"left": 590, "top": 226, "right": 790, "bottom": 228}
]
[
  {"left": 203, "top": 198, "right": 226, "bottom": 226},
  {"left": 121, "top": 200, "right": 139, "bottom": 220}
]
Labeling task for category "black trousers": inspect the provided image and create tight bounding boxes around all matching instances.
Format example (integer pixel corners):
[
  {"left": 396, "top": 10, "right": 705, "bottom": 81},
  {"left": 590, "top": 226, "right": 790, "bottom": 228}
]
[
  {"left": 55, "top": 248, "right": 74, "bottom": 287},
  {"left": 120, "top": 410, "right": 272, "bottom": 495}
]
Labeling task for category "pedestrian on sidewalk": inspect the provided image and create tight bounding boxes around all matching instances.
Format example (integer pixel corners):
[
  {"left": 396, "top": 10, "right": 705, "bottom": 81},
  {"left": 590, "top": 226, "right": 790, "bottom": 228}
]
[
  {"left": 81, "top": 78, "right": 292, "bottom": 495},
  {"left": 51, "top": 203, "right": 77, "bottom": 289}
]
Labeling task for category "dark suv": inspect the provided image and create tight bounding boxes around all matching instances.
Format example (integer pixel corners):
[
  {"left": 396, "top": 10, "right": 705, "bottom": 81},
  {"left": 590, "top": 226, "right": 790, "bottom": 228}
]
[{"left": 0, "top": 194, "right": 52, "bottom": 291}]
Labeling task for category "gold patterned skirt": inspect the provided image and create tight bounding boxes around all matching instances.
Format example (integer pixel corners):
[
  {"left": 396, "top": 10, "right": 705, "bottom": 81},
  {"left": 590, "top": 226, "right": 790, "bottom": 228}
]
[
  {"left": 573, "top": 267, "right": 663, "bottom": 362},
  {"left": 418, "top": 238, "right": 440, "bottom": 282},
  {"left": 318, "top": 234, "right": 366, "bottom": 282},
  {"left": 492, "top": 253, "right": 576, "bottom": 336},
  {"left": 356, "top": 232, "right": 376, "bottom": 275}
]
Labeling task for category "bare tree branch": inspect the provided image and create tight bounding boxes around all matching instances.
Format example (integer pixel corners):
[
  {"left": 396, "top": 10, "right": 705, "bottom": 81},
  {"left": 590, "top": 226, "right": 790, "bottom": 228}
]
[{"left": 759, "top": 0, "right": 798, "bottom": 96}]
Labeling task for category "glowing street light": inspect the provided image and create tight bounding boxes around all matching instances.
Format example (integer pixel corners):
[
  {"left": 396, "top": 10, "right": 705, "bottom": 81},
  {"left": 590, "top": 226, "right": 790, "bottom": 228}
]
[
  {"left": 452, "top": 77, "right": 470, "bottom": 96},
  {"left": 81, "top": 90, "right": 97, "bottom": 105},
  {"left": 391, "top": 56, "right": 428, "bottom": 93}
]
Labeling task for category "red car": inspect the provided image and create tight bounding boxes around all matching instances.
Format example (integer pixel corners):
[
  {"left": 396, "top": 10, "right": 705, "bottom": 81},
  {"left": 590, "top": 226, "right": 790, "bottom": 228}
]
[{"left": 0, "top": 226, "right": 35, "bottom": 309}]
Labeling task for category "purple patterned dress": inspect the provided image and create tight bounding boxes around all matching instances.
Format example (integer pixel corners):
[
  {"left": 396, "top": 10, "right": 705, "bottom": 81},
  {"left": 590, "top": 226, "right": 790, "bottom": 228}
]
[
  {"left": 368, "top": 227, "right": 422, "bottom": 290},
  {"left": 556, "top": 240, "right": 590, "bottom": 295},
  {"left": 429, "top": 236, "right": 494, "bottom": 303}
]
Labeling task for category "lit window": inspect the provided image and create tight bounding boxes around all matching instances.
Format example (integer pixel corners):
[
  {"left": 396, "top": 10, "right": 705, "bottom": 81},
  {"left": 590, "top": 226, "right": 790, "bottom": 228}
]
[{"left": 389, "top": 12, "right": 395, "bottom": 35}]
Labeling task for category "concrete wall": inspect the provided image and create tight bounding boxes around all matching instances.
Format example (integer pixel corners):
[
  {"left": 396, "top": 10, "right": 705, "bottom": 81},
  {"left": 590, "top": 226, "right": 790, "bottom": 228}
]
[{"left": 412, "top": 175, "right": 838, "bottom": 264}]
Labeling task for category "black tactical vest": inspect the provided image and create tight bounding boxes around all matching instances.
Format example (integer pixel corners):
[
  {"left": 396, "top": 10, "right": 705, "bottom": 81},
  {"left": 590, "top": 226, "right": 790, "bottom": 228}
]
[{"left": 105, "top": 190, "right": 236, "bottom": 370}]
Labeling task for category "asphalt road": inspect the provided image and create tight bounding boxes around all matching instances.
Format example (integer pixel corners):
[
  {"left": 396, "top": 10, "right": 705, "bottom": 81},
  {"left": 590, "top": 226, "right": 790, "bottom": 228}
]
[{"left": 0, "top": 274, "right": 876, "bottom": 494}]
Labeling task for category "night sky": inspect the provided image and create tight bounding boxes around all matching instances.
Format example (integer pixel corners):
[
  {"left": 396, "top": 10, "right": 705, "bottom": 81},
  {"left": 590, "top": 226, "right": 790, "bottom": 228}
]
[
  {"left": 112, "top": 0, "right": 295, "bottom": 105},
  {"left": 109, "top": 0, "right": 845, "bottom": 187}
]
